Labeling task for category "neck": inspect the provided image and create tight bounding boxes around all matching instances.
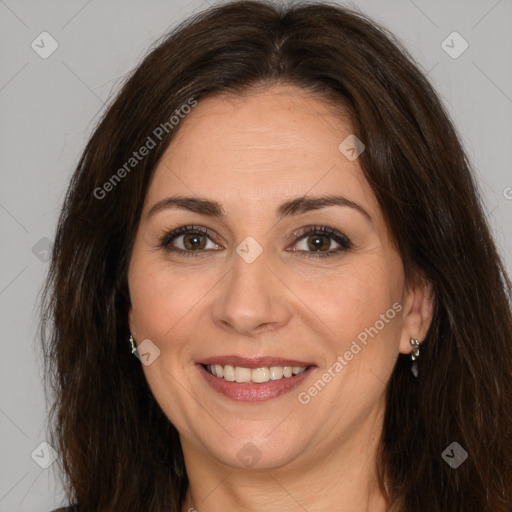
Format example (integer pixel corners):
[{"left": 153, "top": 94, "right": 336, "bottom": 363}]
[{"left": 180, "top": 400, "right": 392, "bottom": 512}]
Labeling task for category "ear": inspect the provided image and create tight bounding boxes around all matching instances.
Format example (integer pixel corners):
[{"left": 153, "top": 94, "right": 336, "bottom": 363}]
[
  {"left": 399, "top": 272, "right": 434, "bottom": 355},
  {"left": 128, "top": 305, "right": 135, "bottom": 338}
]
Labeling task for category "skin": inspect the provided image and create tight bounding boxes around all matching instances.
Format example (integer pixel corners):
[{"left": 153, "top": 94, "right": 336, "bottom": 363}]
[{"left": 127, "top": 84, "right": 433, "bottom": 512}]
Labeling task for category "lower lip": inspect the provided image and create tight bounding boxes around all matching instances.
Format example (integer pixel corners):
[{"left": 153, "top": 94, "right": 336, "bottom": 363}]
[{"left": 197, "top": 364, "right": 316, "bottom": 402}]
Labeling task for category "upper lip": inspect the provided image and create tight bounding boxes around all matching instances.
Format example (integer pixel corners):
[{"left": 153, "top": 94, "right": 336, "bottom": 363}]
[{"left": 198, "top": 356, "right": 316, "bottom": 369}]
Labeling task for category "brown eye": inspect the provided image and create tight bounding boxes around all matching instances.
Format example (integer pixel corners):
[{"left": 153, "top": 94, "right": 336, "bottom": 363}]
[
  {"left": 290, "top": 226, "right": 351, "bottom": 258},
  {"left": 181, "top": 233, "right": 207, "bottom": 250},
  {"left": 305, "top": 234, "right": 332, "bottom": 251},
  {"left": 160, "top": 225, "right": 222, "bottom": 257}
]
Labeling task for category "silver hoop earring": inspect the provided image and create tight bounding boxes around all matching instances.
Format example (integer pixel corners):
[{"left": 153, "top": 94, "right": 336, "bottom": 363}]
[
  {"left": 410, "top": 338, "right": 420, "bottom": 378},
  {"left": 129, "top": 334, "right": 137, "bottom": 354}
]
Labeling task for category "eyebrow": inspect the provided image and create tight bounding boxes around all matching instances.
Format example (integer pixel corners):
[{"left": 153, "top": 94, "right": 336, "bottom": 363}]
[{"left": 146, "top": 194, "right": 372, "bottom": 223}]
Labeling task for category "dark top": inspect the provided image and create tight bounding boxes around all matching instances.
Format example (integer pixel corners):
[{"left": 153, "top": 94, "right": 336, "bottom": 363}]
[{"left": 52, "top": 496, "right": 404, "bottom": 511}]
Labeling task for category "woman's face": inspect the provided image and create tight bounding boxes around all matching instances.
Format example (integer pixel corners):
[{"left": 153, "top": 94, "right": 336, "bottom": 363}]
[{"left": 128, "top": 84, "right": 431, "bottom": 471}]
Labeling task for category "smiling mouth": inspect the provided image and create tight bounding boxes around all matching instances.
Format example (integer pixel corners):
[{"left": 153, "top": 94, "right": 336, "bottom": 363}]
[{"left": 201, "top": 363, "right": 314, "bottom": 384}]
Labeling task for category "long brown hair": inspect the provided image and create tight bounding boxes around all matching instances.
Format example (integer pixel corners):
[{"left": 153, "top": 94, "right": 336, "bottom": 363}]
[{"left": 40, "top": 1, "right": 512, "bottom": 510}]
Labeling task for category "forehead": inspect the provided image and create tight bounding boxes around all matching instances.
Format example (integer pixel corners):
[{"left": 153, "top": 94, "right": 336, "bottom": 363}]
[{"left": 144, "top": 85, "right": 379, "bottom": 219}]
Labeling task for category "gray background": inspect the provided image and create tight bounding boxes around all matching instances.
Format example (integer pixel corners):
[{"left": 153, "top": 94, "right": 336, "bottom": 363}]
[{"left": 1, "top": 0, "right": 511, "bottom": 510}]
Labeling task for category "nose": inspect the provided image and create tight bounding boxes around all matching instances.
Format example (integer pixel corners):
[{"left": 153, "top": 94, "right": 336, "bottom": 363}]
[{"left": 210, "top": 248, "right": 292, "bottom": 336}]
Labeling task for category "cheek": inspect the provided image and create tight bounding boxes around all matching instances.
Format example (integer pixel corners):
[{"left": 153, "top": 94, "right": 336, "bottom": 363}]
[
  {"left": 299, "top": 261, "right": 401, "bottom": 346},
  {"left": 128, "top": 254, "right": 215, "bottom": 346},
  {"left": 304, "top": 271, "right": 403, "bottom": 407},
  {"left": 333, "top": 267, "right": 403, "bottom": 383}
]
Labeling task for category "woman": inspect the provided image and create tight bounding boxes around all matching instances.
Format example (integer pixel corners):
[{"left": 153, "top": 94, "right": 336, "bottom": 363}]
[{"left": 41, "top": 1, "right": 512, "bottom": 511}]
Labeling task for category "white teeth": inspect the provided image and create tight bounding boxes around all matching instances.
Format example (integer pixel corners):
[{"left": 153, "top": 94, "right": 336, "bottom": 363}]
[
  {"left": 269, "top": 366, "right": 283, "bottom": 380},
  {"left": 223, "top": 365, "right": 235, "bottom": 381},
  {"left": 252, "top": 367, "right": 270, "bottom": 383},
  {"left": 235, "top": 366, "right": 251, "bottom": 383},
  {"left": 205, "top": 364, "right": 308, "bottom": 383}
]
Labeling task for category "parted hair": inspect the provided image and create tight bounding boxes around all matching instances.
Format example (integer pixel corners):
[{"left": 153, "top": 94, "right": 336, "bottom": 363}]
[{"left": 41, "top": 1, "right": 512, "bottom": 511}]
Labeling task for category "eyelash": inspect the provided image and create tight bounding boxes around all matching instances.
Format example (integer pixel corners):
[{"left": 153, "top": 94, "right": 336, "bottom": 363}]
[{"left": 158, "top": 224, "right": 352, "bottom": 259}]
